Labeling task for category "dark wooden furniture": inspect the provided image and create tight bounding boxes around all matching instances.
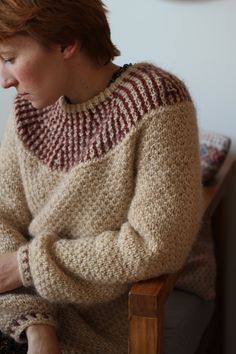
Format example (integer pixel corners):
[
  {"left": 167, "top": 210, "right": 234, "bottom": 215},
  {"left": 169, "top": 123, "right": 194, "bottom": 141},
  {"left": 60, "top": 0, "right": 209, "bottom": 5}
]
[{"left": 128, "top": 155, "right": 236, "bottom": 354}]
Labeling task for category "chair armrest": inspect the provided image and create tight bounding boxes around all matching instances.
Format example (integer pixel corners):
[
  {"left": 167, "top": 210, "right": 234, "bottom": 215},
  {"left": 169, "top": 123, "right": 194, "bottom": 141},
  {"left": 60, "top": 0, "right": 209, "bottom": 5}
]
[
  {"left": 129, "top": 273, "right": 179, "bottom": 318},
  {"left": 128, "top": 274, "right": 179, "bottom": 354}
]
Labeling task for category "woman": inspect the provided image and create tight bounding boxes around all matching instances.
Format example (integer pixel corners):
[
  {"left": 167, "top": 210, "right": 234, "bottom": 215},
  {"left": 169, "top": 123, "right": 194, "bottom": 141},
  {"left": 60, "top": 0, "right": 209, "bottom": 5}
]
[{"left": 0, "top": 1, "right": 203, "bottom": 353}]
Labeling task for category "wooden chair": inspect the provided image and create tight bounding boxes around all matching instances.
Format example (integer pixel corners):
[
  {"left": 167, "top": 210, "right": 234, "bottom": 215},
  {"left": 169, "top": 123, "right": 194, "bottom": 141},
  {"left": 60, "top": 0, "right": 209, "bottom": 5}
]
[{"left": 128, "top": 155, "right": 236, "bottom": 354}]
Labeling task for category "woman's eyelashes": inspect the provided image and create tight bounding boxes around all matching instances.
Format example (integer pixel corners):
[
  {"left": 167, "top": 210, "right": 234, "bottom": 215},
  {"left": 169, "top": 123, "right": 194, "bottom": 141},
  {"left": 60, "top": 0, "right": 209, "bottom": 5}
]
[{"left": 0, "top": 57, "right": 15, "bottom": 64}]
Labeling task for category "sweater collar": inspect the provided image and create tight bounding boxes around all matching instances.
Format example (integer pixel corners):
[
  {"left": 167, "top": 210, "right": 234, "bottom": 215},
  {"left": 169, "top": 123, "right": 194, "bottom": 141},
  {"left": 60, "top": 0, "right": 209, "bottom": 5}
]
[{"left": 58, "top": 63, "right": 139, "bottom": 114}]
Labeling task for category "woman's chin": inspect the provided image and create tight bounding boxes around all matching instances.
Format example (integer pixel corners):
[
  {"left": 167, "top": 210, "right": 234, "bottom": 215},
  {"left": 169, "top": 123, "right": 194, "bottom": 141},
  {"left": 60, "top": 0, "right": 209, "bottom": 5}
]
[{"left": 30, "top": 97, "right": 58, "bottom": 109}]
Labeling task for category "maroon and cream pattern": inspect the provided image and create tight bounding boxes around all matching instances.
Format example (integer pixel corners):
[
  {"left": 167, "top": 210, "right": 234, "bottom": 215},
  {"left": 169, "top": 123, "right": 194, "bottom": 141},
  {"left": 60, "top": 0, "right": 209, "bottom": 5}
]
[
  {"left": 14, "top": 63, "right": 191, "bottom": 171},
  {"left": 17, "top": 244, "right": 33, "bottom": 287},
  {"left": 0, "top": 63, "right": 213, "bottom": 353},
  {"left": 9, "top": 312, "right": 55, "bottom": 338}
]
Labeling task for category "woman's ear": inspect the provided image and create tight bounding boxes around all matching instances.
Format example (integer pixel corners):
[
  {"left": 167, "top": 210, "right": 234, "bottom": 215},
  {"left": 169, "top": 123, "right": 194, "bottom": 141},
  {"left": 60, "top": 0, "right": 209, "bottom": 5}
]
[{"left": 60, "top": 41, "right": 79, "bottom": 59}]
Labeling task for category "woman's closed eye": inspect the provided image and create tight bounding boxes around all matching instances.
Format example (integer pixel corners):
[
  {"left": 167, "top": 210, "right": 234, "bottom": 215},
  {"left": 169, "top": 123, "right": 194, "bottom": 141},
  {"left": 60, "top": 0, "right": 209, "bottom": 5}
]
[{"left": 0, "top": 57, "right": 15, "bottom": 64}]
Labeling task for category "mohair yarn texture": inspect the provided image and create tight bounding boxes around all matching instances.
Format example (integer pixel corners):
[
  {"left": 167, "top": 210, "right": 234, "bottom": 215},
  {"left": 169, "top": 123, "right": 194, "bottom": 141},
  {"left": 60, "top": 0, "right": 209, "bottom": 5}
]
[{"left": 0, "top": 63, "right": 213, "bottom": 353}]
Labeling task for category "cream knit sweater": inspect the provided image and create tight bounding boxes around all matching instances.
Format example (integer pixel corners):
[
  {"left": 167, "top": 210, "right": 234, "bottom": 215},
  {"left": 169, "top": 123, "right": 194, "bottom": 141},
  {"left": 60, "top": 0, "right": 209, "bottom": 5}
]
[{"left": 0, "top": 63, "right": 203, "bottom": 353}]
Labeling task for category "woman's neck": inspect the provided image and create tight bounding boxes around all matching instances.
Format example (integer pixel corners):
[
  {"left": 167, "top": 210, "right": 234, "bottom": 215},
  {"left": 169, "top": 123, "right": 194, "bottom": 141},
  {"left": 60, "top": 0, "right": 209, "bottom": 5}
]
[{"left": 64, "top": 57, "right": 120, "bottom": 104}]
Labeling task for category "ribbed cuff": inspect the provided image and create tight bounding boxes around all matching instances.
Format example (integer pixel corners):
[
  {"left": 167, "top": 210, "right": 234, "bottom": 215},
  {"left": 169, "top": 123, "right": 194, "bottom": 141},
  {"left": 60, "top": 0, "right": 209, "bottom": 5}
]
[
  {"left": 17, "top": 244, "right": 34, "bottom": 287},
  {"left": 8, "top": 312, "right": 57, "bottom": 343}
]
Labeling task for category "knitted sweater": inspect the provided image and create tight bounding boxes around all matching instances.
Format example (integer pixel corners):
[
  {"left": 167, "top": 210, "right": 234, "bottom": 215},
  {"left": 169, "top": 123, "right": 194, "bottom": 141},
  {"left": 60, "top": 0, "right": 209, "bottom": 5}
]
[{"left": 0, "top": 63, "right": 203, "bottom": 354}]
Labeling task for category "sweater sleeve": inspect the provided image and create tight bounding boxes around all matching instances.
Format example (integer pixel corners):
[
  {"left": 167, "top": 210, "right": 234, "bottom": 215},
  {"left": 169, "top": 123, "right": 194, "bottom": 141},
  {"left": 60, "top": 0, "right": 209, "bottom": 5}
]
[
  {"left": 0, "top": 111, "right": 57, "bottom": 343},
  {"left": 18, "top": 101, "right": 202, "bottom": 305}
]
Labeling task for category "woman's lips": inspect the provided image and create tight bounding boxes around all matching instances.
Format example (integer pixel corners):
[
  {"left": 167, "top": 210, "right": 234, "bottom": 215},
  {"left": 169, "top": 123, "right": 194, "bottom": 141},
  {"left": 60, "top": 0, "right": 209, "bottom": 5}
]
[{"left": 18, "top": 92, "right": 30, "bottom": 99}]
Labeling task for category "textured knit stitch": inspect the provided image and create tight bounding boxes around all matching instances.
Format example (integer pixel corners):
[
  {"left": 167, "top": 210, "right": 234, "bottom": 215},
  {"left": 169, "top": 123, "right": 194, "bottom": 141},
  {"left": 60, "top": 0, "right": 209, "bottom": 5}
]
[{"left": 0, "top": 63, "right": 211, "bottom": 353}]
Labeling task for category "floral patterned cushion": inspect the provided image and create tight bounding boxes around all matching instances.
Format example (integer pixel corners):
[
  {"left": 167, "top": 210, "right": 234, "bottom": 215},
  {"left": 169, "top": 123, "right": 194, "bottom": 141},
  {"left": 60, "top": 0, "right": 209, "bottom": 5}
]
[{"left": 199, "top": 130, "right": 231, "bottom": 184}]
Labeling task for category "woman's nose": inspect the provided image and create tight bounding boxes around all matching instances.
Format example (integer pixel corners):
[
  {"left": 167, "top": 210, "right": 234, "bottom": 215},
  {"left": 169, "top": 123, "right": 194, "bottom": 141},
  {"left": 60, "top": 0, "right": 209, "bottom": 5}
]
[
  {"left": 0, "top": 76, "right": 18, "bottom": 89},
  {"left": 0, "top": 64, "right": 18, "bottom": 89}
]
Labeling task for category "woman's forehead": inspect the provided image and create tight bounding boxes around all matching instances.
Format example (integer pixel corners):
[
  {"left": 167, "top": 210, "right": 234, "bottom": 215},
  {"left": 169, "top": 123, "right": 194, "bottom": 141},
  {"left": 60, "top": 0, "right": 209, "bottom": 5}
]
[
  {"left": 0, "top": 35, "right": 22, "bottom": 49},
  {"left": 0, "top": 35, "right": 37, "bottom": 52},
  {"left": 0, "top": 40, "right": 15, "bottom": 55}
]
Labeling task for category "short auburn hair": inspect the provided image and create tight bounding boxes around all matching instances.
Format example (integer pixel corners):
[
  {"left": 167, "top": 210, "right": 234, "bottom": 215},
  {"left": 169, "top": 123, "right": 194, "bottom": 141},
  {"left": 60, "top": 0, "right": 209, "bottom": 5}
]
[{"left": 0, "top": 0, "right": 120, "bottom": 64}]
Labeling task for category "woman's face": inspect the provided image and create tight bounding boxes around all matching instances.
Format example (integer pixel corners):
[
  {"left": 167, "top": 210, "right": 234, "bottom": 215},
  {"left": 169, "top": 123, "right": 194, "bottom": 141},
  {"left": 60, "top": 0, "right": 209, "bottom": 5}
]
[{"left": 0, "top": 35, "right": 68, "bottom": 109}]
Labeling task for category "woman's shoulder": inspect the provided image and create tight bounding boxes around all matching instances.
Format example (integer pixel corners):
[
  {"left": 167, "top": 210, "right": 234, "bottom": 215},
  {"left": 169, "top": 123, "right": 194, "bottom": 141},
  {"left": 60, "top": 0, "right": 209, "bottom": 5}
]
[{"left": 119, "top": 62, "right": 192, "bottom": 111}]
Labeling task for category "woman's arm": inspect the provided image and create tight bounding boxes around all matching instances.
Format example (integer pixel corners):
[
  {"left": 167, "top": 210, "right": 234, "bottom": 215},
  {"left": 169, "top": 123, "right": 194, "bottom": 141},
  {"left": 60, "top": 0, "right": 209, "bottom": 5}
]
[
  {"left": 0, "top": 110, "right": 58, "bottom": 343},
  {"left": 0, "top": 252, "right": 22, "bottom": 292},
  {"left": 17, "top": 100, "right": 202, "bottom": 305},
  {"left": 26, "top": 324, "right": 61, "bottom": 354}
]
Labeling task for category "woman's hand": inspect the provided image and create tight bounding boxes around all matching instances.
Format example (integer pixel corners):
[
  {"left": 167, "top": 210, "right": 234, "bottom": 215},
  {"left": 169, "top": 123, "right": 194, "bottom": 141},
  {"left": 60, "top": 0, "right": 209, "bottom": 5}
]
[
  {"left": 0, "top": 251, "right": 23, "bottom": 293},
  {"left": 26, "top": 324, "right": 61, "bottom": 354}
]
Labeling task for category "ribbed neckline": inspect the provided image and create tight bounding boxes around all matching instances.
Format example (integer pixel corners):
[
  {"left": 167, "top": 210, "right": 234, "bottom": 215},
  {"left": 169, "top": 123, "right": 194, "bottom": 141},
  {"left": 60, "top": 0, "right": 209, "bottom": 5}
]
[
  {"left": 58, "top": 62, "right": 145, "bottom": 114},
  {"left": 14, "top": 61, "right": 192, "bottom": 172}
]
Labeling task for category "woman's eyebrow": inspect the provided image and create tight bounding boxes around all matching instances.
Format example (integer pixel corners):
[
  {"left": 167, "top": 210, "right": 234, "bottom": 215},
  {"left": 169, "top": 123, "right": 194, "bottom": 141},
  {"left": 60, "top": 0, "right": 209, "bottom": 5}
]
[
  {"left": 0, "top": 50, "right": 12, "bottom": 54},
  {"left": 0, "top": 49, "right": 15, "bottom": 59},
  {"left": 0, "top": 47, "right": 15, "bottom": 51}
]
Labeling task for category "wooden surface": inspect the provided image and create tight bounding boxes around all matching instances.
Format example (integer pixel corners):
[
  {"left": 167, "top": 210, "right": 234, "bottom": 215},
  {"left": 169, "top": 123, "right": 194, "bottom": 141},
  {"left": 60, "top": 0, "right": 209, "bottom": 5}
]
[
  {"left": 128, "top": 155, "right": 236, "bottom": 354},
  {"left": 129, "top": 316, "right": 159, "bottom": 354},
  {"left": 202, "top": 155, "right": 236, "bottom": 219}
]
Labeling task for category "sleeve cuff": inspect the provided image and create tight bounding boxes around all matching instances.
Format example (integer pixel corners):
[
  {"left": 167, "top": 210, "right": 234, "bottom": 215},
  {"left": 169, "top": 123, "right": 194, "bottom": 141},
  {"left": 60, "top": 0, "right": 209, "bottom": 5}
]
[
  {"left": 17, "top": 244, "right": 34, "bottom": 287},
  {"left": 8, "top": 312, "right": 57, "bottom": 343}
]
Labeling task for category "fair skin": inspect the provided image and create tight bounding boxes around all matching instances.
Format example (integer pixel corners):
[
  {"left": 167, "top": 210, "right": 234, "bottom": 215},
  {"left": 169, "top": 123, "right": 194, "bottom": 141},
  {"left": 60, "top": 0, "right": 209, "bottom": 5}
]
[
  {"left": 0, "top": 34, "right": 119, "bottom": 107},
  {"left": 0, "top": 34, "right": 120, "bottom": 354}
]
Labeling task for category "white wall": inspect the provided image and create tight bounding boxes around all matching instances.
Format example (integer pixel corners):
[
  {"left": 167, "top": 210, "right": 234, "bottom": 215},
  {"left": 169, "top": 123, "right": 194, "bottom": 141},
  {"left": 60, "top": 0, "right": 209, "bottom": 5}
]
[
  {"left": 105, "top": 0, "right": 236, "bottom": 150},
  {"left": 0, "top": 89, "right": 15, "bottom": 135}
]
